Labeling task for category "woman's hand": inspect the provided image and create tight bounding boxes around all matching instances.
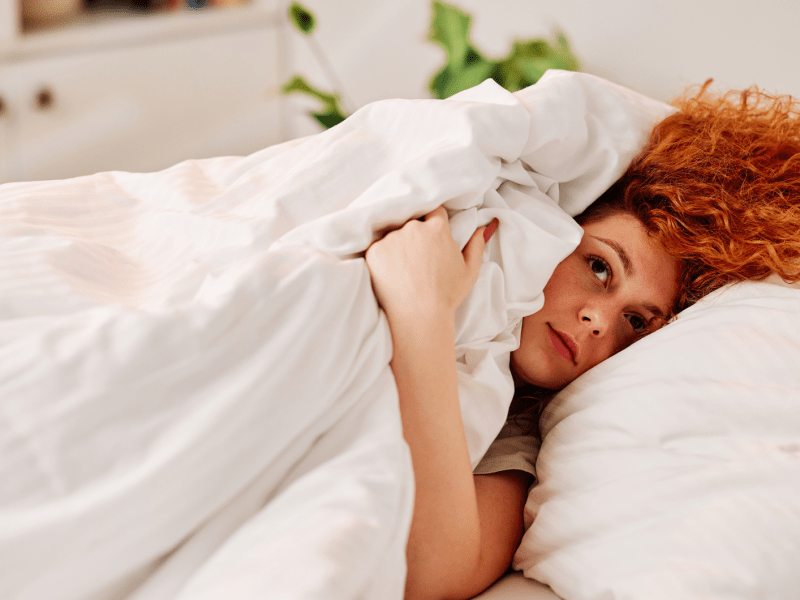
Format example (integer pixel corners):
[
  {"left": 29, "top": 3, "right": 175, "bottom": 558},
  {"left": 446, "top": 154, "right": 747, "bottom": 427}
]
[{"left": 365, "top": 206, "right": 495, "bottom": 325}]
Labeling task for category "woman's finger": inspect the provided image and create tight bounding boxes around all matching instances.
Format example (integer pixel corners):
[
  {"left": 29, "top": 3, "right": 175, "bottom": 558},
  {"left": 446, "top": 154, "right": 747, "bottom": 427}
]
[
  {"left": 463, "top": 218, "right": 497, "bottom": 276},
  {"left": 421, "top": 205, "right": 448, "bottom": 222},
  {"left": 482, "top": 218, "right": 499, "bottom": 244},
  {"left": 462, "top": 227, "right": 486, "bottom": 272}
]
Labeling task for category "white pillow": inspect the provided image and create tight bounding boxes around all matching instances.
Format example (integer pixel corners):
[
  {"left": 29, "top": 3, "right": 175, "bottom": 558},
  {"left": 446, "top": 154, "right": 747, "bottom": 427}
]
[{"left": 514, "top": 277, "right": 800, "bottom": 600}]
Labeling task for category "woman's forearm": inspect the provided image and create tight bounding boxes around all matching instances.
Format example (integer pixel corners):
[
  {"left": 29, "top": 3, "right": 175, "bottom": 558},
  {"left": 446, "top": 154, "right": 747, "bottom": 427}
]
[
  {"left": 389, "top": 310, "right": 482, "bottom": 600},
  {"left": 364, "top": 209, "right": 518, "bottom": 599}
]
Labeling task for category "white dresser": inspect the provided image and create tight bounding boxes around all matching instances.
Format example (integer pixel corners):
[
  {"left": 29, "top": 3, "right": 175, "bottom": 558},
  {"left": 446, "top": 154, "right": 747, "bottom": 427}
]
[{"left": 0, "top": 0, "right": 285, "bottom": 183}]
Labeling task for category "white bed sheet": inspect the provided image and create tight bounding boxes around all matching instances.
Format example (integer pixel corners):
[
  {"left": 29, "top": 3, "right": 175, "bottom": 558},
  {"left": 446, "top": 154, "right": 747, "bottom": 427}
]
[{"left": 475, "top": 572, "right": 562, "bottom": 600}]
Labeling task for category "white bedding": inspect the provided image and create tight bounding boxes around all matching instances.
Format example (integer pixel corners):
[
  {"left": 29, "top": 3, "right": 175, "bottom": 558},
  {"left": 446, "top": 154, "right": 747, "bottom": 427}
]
[
  {"left": 475, "top": 571, "right": 561, "bottom": 600},
  {"left": 0, "top": 71, "right": 671, "bottom": 600}
]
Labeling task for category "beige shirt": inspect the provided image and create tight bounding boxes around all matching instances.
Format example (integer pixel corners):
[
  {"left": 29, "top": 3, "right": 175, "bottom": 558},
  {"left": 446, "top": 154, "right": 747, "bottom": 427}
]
[{"left": 473, "top": 417, "right": 540, "bottom": 479}]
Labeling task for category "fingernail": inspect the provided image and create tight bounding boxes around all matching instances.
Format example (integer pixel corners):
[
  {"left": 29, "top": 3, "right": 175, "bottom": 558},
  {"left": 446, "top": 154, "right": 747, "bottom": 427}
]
[{"left": 483, "top": 218, "right": 499, "bottom": 242}]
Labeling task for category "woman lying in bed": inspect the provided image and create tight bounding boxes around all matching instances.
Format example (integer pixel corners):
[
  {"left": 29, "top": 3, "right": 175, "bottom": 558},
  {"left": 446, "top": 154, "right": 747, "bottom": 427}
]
[{"left": 366, "top": 83, "right": 800, "bottom": 600}]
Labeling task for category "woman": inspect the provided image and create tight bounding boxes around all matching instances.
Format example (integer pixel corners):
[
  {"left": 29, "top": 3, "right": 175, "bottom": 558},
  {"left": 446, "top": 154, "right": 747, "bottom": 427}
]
[{"left": 367, "top": 82, "right": 800, "bottom": 600}]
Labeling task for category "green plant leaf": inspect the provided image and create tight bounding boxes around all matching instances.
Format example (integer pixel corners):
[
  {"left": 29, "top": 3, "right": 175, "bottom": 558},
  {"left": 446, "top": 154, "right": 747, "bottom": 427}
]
[
  {"left": 494, "top": 31, "right": 580, "bottom": 92},
  {"left": 289, "top": 2, "right": 315, "bottom": 34},
  {"left": 281, "top": 75, "right": 348, "bottom": 129},
  {"left": 429, "top": 0, "right": 471, "bottom": 65},
  {"left": 427, "top": 1, "right": 497, "bottom": 99},
  {"left": 312, "top": 112, "right": 347, "bottom": 129},
  {"left": 432, "top": 60, "right": 496, "bottom": 99},
  {"left": 281, "top": 75, "right": 341, "bottom": 114}
]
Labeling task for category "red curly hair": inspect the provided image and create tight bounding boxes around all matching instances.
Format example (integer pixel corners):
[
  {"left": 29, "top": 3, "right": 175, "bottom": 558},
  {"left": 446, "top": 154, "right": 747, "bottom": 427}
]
[
  {"left": 582, "top": 81, "right": 800, "bottom": 312},
  {"left": 514, "top": 82, "right": 800, "bottom": 435}
]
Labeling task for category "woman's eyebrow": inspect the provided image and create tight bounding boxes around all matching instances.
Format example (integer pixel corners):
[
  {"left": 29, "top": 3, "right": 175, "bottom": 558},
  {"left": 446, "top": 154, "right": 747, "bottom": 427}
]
[{"left": 591, "top": 235, "right": 634, "bottom": 276}]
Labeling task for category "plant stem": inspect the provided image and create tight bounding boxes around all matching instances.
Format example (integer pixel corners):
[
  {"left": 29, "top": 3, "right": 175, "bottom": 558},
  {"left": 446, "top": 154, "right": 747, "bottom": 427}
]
[{"left": 305, "top": 35, "right": 356, "bottom": 114}]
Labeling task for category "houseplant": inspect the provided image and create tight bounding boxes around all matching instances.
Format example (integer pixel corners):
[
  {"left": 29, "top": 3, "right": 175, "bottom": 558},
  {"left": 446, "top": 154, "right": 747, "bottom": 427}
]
[{"left": 282, "top": 1, "right": 580, "bottom": 129}]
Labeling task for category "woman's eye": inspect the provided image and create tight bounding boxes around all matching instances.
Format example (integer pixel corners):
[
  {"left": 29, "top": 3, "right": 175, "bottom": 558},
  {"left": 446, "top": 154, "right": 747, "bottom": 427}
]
[
  {"left": 588, "top": 257, "right": 610, "bottom": 283},
  {"left": 626, "top": 314, "right": 647, "bottom": 332}
]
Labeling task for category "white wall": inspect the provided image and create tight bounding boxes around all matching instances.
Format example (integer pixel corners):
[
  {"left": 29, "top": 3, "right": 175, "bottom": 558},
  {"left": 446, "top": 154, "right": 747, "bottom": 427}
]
[{"left": 283, "top": 0, "right": 800, "bottom": 138}]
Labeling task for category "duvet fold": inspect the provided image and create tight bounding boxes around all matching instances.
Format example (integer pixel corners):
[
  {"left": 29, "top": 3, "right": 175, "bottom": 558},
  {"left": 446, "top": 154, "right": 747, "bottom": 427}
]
[{"left": 0, "top": 71, "right": 671, "bottom": 600}]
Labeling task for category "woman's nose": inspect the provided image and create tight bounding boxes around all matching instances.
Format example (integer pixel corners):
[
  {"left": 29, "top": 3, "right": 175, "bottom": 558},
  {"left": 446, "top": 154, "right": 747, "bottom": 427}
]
[{"left": 579, "top": 306, "right": 606, "bottom": 336}]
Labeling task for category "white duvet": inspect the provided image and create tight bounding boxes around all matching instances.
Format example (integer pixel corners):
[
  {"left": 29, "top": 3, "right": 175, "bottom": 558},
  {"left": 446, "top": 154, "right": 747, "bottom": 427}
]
[{"left": 0, "top": 71, "right": 670, "bottom": 600}]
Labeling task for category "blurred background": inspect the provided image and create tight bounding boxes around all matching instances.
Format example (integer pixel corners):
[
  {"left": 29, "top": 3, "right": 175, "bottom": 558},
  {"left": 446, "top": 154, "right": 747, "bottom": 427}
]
[{"left": 2, "top": 0, "right": 800, "bottom": 183}]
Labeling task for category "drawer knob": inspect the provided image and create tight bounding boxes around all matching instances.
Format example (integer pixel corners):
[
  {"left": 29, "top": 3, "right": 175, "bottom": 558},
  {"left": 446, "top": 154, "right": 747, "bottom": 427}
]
[
  {"left": 35, "top": 88, "right": 54, "bottom": 110},
  {"left": 0, "top": 95, "right": 5, "bottom": 115}
]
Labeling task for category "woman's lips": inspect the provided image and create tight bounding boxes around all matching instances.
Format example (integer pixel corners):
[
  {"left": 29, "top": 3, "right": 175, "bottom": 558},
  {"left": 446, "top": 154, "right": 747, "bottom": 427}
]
[{"left": 548, "top": 326, "right": 577, "bottom": 363}]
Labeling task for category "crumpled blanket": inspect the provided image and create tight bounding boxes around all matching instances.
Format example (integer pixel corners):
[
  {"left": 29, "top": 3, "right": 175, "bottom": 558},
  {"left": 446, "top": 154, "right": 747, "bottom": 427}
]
[{"left": 0, "top": 71, "right": 671, "bottom": 600}]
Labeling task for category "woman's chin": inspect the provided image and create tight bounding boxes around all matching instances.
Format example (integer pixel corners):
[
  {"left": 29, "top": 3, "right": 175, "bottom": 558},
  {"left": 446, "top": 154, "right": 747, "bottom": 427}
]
[{"left": 510, "top": 355, "right": 568, "bottom": 390}]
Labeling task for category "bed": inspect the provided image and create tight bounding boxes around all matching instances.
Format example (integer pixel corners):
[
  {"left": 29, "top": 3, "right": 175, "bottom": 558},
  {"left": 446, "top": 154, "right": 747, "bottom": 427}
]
[{"left": 1, "top": 70, "right": 798, "bottom": 600}]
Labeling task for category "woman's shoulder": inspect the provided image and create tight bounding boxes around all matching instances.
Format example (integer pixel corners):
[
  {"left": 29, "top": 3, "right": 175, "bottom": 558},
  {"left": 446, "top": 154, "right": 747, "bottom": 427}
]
[{"left": 473, "top": 418, "right": 541, "bottom": 479}]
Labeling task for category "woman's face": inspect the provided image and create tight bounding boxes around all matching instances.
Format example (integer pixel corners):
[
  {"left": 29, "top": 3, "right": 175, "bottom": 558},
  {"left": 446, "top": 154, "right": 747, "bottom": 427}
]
[{"left": 511, "top": 212, "right": 681, "bottom": 390}]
